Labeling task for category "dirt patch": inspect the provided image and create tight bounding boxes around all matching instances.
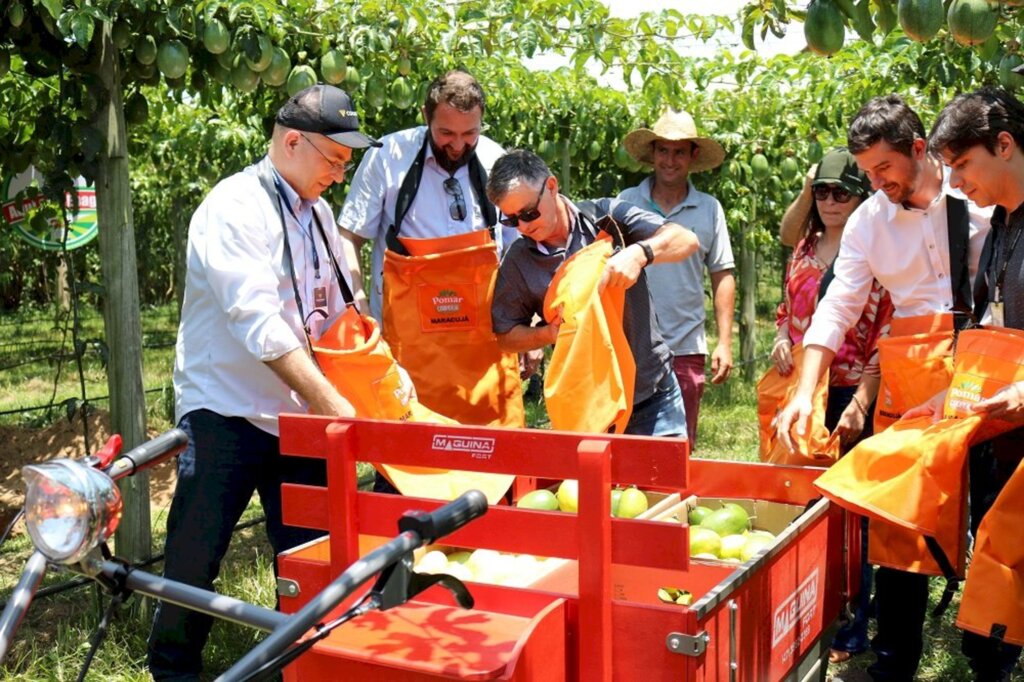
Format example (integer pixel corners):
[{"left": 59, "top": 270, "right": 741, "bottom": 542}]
[{"left": 0, "top": 408, "right": 177, "bottom": 535}]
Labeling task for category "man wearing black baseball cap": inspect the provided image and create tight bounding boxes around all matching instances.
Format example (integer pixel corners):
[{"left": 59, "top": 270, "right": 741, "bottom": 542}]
[{"left": 148, "top": 84, "right": 377, "bottom": 681}]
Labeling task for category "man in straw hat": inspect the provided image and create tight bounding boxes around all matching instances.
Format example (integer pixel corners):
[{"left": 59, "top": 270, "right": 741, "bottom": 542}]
[{"left": 618, "top": 110, "right": 735, "bottom": 446}]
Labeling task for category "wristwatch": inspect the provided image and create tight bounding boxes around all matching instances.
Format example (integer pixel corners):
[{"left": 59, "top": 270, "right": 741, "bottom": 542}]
[{"left": 638, "top": 241, "right": 655, "bottom": 266}]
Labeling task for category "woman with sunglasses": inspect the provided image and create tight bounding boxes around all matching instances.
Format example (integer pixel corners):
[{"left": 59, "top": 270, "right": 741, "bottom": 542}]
[{"left": 771, "top": 147, "right": 894, "bottom": 666}]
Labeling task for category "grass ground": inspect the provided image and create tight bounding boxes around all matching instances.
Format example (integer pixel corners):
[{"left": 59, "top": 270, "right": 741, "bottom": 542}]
[{"left": 1, "top": 304, "right": 1020, "bottom": 680}]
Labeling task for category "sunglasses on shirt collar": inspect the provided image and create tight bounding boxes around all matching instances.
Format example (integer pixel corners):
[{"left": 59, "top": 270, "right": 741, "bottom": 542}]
[
  {"left": 442, "top": 177, "right": 467, "bottom": 221},
  {"left": 498, "top": 177, "right": 549, "bottom": 228}
]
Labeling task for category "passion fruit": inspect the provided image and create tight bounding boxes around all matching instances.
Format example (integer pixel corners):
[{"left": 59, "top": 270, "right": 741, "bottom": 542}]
[
  {"left": 261, "top": 47, "right": 291, "bottom": 87},
  {"left": 804, "top": 0, "right": 846, "bottom": 56},
  {"left": 287, "top": 65, "right": 317, "bottom": 97},
  {"left": 946, "top": 0, "right": 997, "bottom": 46},
  {"left": 135, "top": 34, "right": 158, "bottom": 66},
  {"left": 203, "top": 18, "right": 230, "bottom": 55},
  {"left": 897, "top": 0, "right": 944, "bottom": 42},
  {"left": 320, "top": 49, "right": 346, "bottom": 85},
  {"left": 156, "top": 39, "right": 189, "bottom": 80}
]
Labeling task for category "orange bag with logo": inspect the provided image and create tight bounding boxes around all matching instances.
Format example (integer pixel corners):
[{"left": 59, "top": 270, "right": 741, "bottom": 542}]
[
  {"left": 757, "top": 343, "right": 840, "bottom": 465},
  {"left": 873, "top": 314, "right": 955, "bottom": 432},
  {"left": 542, "top": 234, "right": 636, "bottom": 433},
  {"left": 313, "top": 307, "right": 514, "bottom": 503},
  {"left": 382, "top": 230, "right": 524, "bottom": 428},
  {"left": 943, "top": 327, "right": 1024, "bottom": 442}
]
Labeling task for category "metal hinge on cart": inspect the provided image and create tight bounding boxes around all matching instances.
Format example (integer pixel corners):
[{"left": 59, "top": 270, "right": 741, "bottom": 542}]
[
  {"left": 665, "top": 631, "right": 709, "bottom": 656},
  {"left": 277, "top": 577, "right": 300, "bottom": 598}
]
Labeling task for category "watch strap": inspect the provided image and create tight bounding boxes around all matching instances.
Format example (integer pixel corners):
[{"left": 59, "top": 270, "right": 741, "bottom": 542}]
[{"left": 639, "top": 241, "right": 655, "bottom": 266}]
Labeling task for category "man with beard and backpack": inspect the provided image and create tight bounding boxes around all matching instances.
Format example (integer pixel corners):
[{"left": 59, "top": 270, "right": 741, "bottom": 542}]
[{"left": 338, "top": 70, "right": 526, "bottom": 436}]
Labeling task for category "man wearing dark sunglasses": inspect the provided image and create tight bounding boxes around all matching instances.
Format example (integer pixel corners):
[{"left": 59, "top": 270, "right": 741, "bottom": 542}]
[
  {"left": 488, "top": 149, "right": 699, "bottom": 437},
  {"left": 337, "top": 70, "right": 526, "bottom": 432}
]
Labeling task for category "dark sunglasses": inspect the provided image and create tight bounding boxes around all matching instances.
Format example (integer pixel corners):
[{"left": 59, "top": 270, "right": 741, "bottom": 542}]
[
  {"left": 498, "top": 178, "right": 548, "bottom": 228},
  {"left": 812, "top": 185, "right": 854, "bottom": 204},
  {"left": 443, "top": 177, "right": 467, "bottom": 221}
]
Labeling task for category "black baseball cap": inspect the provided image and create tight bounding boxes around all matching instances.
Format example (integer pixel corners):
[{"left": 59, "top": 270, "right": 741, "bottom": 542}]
[{"left": 275, "top": 84, "right": 381, "bottom": 149}]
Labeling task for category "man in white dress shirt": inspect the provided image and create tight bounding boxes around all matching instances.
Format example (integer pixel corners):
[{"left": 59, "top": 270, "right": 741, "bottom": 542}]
[
  {"left": 148, "top": 85, "right": 379, "bottom": 681},
  {"left": 776, "top": 95, "right": 990, "bottom": 682}
]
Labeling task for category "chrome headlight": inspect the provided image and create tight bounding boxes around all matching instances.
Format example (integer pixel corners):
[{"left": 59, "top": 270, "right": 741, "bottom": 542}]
[{"left": 22, "top": 459, "right": 123, "bottom": 564}]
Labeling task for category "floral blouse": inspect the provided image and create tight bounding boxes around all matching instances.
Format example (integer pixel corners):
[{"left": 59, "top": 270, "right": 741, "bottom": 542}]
[{"left": 776, "top": 234, "right": 894, "bottom": 387}]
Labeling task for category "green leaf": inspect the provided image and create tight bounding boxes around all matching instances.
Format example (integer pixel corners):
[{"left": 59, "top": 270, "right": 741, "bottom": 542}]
[
  {"left": 38, "top": 0, "right": 61, "bottom": 20},
  {"left": 71, "top": 13, "right": 95, "bottom": 49}
]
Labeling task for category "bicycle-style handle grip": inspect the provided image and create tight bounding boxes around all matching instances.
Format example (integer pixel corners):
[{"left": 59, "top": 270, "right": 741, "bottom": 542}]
[
  {"left": 398, "top": 489, "right": 488, "bottom": 545},
  {"left": 106, "top": 428, "right": 189, "bottom": 481}
]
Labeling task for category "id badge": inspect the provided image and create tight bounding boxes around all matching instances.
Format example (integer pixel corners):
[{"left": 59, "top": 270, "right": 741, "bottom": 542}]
[
  {"left": 313, "top": 286, "right": 328, "bottom": 309},
  {"left": 989, "top": 300, "right": 1005, "bottom": 327}
]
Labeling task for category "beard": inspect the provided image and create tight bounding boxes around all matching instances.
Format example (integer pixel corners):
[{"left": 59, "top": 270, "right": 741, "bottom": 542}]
[{"left": 429, "top": 135, "right": 476, "bottom": 174}]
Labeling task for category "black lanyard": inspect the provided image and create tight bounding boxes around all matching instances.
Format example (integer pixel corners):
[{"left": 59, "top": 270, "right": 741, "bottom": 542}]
[
  {"left": 254, "top": 159, "right": 355, "bottom": 364},
  {"left": 994, "top": 219, "right": 1024, "bottom": 302}
]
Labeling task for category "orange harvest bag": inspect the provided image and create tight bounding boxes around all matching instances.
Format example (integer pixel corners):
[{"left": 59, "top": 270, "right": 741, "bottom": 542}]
[
  {"left": 382, "top": 230, "right": 524, "bottom": 428},
  {"left": 542, "top": 234, "right": 636, "bottom": 433},
  {"left": 943, "top": 327, "right": 1024, "bottom": 441},
  {"left": 313, "top": 307, "right": 514, "bottom": 503},
  {"left": 757, "top": 343, "right": 840, "bottom": 465},
  {"left": 859, "top": 314, "right": 959, "bottom": 573},
  {"left": 957, "top": 456, "right": 1024, "bottom": 646},
  {"left": 873, "top": 314, "right": 955, "bottom": 432},
  {"left": 815, "top": 414, "right": 981, "bottom": 576},
  {"left": 816, "top": 324, "right": 1024, "bottom": 576}
]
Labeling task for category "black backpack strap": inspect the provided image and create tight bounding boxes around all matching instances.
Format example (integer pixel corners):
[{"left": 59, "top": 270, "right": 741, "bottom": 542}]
[
  {"left": 385, "top": 133, "right": 430, "bottom": 256},
  {"left": 923, "top": 534, "right": 960, "bottom": 618},
  {"left": 818, "top": 259, "right": 837, "bottom": 304},
  {"left": 947, "top": 196, "right": 974, "bottom": 315},
  {"left": 385, "top": 130, "right": 498, "bottom": 256},
  {"left": 467, "top": 152, "right": 497, "bottom": 230}
]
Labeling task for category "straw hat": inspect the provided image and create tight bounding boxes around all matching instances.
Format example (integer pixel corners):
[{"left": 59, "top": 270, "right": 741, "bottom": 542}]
[{"left": 623, "top": 110, "right": 725, "bottom": 172}]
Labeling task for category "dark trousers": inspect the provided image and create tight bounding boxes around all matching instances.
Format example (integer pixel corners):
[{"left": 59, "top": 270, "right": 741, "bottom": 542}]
[
  {"left": 147, "top": 410, "right": 326, "bottom": 680},
  {"left": 962, "top": 441, "right": 1023, "bottom": 682},
  {"left": 868, "top": 438, "right": 1023, "bottom": 682},
  {"left": 825, "top": 385, "right": 874, "bottom": 655}
]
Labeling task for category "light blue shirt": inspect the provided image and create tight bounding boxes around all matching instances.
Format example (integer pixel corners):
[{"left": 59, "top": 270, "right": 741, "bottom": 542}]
[
  {"left": 174, "top": 157, "right": 352, "bottom": 435},
  {"left": 618, "top": 177, "right": 734, "bottom": 355}
]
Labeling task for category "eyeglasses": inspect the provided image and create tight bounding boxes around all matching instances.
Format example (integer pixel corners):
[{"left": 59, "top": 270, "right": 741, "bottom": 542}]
[
  {"left": 300, "top": 133, "right": 351, "bottom": 173},
  {"left": 443, "top": 178, "right": 467, "bottom": 221},
  {"left": 812, "top": 185, "right": 854, "bottom": 204},
  {"left": 498, "top": 178, "right": 548, "bottom": 228}
]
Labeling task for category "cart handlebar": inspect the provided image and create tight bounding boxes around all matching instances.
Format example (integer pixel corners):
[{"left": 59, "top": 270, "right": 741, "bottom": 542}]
[
  {"left": 105, "top": 427, "right": 188, "bottom": 481},
  {"left": 218, "top": 489, "right": 489, "bottom": 682},
  {"left": 399, "top": 488, "right": 487, "bottom": 544}
]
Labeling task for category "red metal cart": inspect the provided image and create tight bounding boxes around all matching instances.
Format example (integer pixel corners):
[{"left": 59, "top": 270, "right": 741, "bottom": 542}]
[{"left": 276, "top": 415, "right": 850, "bottom": 681}]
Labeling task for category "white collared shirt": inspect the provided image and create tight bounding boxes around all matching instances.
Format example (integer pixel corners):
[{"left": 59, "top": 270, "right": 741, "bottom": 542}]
[
  {"left": 803, "top": 180, "right": 991, "bottom": 352},
  {"left": 338, "top": 126, "right": 516, "bottom": 319},
  {"left": 174, "top": 156, "right": 354, "bottom": 435}
]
